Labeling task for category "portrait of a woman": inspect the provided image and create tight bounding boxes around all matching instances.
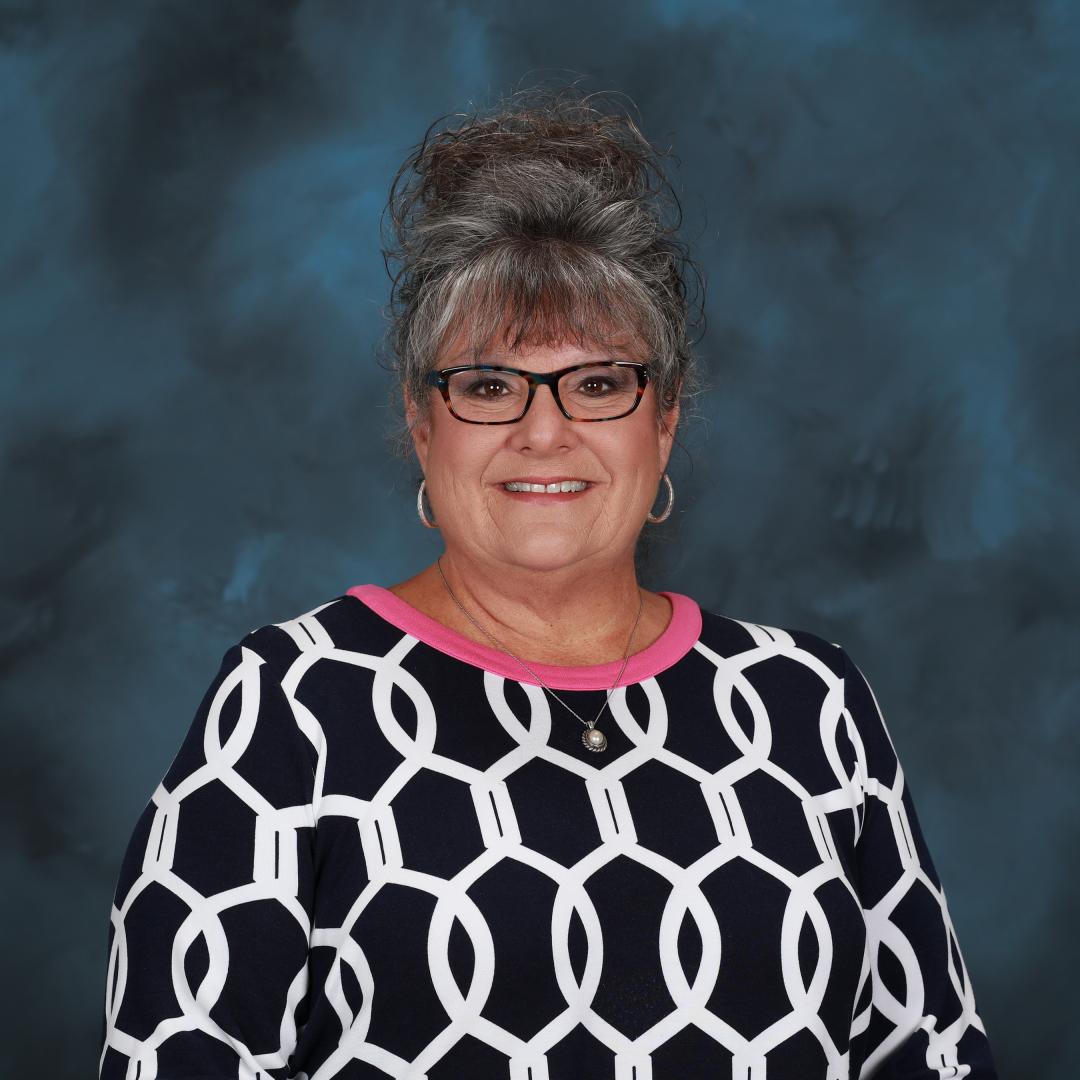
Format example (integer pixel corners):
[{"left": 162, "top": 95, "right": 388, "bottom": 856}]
[{"left": 97, "top": 88, "right": 999, "bottom": 1079}]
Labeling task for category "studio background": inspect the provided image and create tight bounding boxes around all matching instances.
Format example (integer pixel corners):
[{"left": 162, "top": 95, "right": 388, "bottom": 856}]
[{"left": 2, "top": 2, "right": 1077, "bottom": 1077}]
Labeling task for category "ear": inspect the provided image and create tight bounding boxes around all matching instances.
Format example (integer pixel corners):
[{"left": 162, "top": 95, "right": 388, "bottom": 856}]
[
  {"left": 658, "top": 394, "right": 681, "bottom": 472},
  {"left": 404, "top": 386, "right": 431, "bottom": 472}
]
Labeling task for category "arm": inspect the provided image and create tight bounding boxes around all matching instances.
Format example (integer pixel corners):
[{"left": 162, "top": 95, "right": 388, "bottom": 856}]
[
  {"left": 839, "top": 645, "right": 998, "bottom": 1079},
  {"left": 98, "top": 635, "right": 317, "bottom": 1079}
]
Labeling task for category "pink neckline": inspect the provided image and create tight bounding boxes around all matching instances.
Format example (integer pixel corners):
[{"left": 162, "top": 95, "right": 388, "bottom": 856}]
[{"left": 344, "top": 584, "right": 702, "bottom": 690}]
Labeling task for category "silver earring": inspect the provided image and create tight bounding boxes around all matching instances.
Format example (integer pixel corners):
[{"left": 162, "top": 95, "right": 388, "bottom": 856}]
[
  {"left": 416, "top": 477, "right": 439, "bottom": 528},
  {"left": 647, "top": 472, "right": 674, "bottom": 524}
]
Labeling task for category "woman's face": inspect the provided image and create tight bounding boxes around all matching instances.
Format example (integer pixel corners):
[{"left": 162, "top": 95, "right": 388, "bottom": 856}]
[{"left": 405, "top": 325, "right": 680, "bottom": 577}]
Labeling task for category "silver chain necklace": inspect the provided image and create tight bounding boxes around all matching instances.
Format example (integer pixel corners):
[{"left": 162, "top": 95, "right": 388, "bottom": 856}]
[{"left": 436, "top": 555, "right": 644, "bottom": 753}]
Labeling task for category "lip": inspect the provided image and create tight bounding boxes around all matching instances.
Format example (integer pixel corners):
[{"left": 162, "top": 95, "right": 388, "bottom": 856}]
[
  {"left": 496, "top": 477, "right": 596, "bottom": 503},
  {"left": 498, "top": 476, "right": 594, "bottom": 485}
]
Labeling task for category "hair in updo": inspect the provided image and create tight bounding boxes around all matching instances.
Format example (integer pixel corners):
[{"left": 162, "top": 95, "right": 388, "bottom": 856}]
[{"left": 376, "top": 82, "right": 708, "bottom": 462}]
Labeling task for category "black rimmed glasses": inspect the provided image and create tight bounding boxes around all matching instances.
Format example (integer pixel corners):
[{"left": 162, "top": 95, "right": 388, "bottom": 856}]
[{"left": 424, "top": 361, "right": 651, "bottom": 424}]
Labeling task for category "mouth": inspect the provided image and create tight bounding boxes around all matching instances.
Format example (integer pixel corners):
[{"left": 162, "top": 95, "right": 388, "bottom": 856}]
[
  {"left": 502, "top": 479, "right": 591, "bottom": 493},
  {"left": 498, "top": 478, "right": 595, "bottom": 501}
]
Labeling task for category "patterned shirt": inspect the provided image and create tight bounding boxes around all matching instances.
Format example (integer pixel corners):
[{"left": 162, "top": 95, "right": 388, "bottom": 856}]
[{"left": 98, "top": 585, "right": 998, "bottom": 1079}]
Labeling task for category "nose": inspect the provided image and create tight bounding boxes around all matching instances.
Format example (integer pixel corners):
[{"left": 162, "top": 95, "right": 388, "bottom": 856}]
[
  {"left": 508, "top": 381, "right": 577, "bottom": 447},
  {"left": 529, "top": 382, "right": 562, "bottom": 416}
]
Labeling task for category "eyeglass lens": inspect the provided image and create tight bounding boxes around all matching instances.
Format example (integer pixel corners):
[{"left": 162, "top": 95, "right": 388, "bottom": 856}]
[{"left": 446, "top": 365, "right": 640, "bottom": 421}]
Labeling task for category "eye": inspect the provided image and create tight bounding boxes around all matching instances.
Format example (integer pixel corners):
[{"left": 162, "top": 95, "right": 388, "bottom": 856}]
[
  {"left": 566, "top": 367, "right": 631, "bottom": 396},
  {"left": 464, "top": 377, "right": 511, "bottom": 398},
  {"left": 579, "top": 376, "right": 617, "bottom": 395}
]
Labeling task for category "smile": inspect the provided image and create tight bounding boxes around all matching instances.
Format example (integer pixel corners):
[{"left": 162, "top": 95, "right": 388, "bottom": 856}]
[{"left": 503, "top": 480, "right": 589, "bottom": 493}]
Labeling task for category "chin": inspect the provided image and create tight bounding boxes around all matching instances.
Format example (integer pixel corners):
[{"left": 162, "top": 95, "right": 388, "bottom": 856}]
[{"left": 497, "top": 537, "right": 593, "bottom": 570}]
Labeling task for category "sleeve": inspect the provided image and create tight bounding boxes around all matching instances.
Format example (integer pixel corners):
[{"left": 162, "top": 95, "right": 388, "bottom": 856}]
[
  {"left": 838, "top": 644, "right": 999, "bottom": 1080},
  {"left": 98, "top": 635, "right": 317, "bottom": 1080}
]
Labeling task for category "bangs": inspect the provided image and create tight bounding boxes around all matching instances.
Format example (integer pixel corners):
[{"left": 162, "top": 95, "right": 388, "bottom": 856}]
[{"left": 429, "top": 247, "right": 655, "bottom": 366}]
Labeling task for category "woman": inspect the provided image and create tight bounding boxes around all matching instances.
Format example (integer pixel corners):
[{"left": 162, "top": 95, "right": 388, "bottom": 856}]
[{"left": 98, "top": 89, "right": 998, "bottom": 1079}]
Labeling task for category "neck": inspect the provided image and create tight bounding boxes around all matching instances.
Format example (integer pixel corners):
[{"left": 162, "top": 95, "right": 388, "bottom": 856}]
[{"left": 389, "top": 549, "right": 666, "bottom": 668}]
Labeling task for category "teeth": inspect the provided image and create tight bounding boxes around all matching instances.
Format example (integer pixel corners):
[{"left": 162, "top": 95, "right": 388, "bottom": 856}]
[{"left": 504, "top": 480, "right": 589, "bottom": 493}]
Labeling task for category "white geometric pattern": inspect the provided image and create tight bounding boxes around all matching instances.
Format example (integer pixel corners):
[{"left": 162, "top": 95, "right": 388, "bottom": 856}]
[{"left": 98, "top": 594, "right": 997, "bottom": 1079}]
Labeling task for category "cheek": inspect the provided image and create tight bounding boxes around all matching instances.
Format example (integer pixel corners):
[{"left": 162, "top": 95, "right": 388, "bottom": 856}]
[
  {"left": 431, "top": 428, "right": 499, "bottom": 491},
  {"left": 605, "top": 428, "right": 660, "bottom": 478}
]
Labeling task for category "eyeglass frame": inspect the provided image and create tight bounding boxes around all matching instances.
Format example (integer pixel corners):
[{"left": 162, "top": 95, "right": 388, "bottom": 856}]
[{"left": 424, "top": 360, "right": 652, "bottom": 424}]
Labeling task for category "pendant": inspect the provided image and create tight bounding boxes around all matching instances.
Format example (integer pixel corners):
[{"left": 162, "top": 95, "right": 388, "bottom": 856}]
[{"left": 582, "top": 726, "right": 608, "bottom": 752}]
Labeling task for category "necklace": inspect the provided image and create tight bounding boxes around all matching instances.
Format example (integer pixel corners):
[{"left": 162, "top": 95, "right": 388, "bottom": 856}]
[{"left": 435, "top": 556, "right": 645, "bottom": 753}]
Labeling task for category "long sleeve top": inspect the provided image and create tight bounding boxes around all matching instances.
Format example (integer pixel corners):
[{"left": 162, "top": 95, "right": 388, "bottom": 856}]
[{"left": 97, "top": 584, "right": 998, "bottom": 1079}]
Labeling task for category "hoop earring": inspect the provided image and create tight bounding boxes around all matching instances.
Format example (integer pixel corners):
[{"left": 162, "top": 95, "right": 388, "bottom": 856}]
[
  {"left": 416, "top": 477, "right": 439, "bottom": 528},
  {"left": 647, "top": 472, "right": 674, "bottom": 524}
]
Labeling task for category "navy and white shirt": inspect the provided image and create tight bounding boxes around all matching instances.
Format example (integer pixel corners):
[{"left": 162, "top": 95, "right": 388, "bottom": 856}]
[{"left": 98, "top": 585, "right": 998, "bottom": 1079}]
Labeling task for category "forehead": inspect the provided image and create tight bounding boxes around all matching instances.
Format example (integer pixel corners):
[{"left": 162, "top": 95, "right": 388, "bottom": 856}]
[{"left": 440, "top": 316, "right": 644, "bottom": 371}]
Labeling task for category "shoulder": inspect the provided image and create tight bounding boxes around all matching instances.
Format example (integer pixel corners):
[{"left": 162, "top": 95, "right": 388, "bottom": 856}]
[
  {"left": 234, "top": 590, "right": 394, "bottom": 666},
  {"left": 692, "top": 601, "right": 845, "bottom": 679}
]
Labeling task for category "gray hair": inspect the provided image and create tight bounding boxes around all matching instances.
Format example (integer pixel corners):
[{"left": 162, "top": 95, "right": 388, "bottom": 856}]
[{"left": 376, "top": 84, "right": 709, "bottom": 466}]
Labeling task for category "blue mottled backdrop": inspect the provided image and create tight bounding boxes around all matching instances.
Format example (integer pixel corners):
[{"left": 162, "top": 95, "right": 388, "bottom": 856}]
[{"left": 2, "top": 1, "right": 1076, "bottom": 1075}]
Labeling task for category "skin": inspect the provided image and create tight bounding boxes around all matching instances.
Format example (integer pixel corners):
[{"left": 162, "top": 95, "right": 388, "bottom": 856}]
[{"left": 389, "top": 322, "right": 681, "bottom": 668}]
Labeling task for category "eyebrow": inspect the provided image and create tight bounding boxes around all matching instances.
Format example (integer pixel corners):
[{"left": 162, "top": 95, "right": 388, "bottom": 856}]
[{"left": 452, "top": 346, "right": 640, "bottom": 365}]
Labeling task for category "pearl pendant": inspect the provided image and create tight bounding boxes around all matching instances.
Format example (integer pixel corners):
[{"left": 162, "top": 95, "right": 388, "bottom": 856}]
[{"left": 582, "top": 726, "right": 608, "bottom": 752}]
